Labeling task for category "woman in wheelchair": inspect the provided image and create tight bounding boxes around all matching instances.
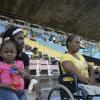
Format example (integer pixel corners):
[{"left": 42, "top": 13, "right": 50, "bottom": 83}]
[{"left": 60, "top": 35, "right": 100, "bottom": 89}]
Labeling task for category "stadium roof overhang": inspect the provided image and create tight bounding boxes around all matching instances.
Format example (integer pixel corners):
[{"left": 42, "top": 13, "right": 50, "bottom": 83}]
[{"left": 0, "top": 0, "right": 100, "bottom": 41}]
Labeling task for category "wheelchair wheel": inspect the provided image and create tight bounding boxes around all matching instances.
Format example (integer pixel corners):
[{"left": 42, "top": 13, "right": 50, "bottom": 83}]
[{"left": 47, "top": 84, "right": 75, "bottom": 100}]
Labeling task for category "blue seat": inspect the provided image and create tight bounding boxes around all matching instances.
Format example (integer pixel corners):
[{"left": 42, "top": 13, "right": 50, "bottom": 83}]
[{"left": 93, "top": 52, "right": 100, "bottom": 59}]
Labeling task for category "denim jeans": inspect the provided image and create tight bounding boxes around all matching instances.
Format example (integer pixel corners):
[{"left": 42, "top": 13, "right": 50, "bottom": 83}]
[{"left": 0, "top": 89, "right": 27, "bottom": 100}]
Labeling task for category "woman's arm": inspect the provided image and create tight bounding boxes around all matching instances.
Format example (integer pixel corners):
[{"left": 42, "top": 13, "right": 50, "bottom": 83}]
[
  {"left": 18, "top": 68, "right": 30, "bottom": 78},
  {"left": 0, "top": 83, "right": 16, "bottom": 90},
  {"left": 86, "top": 62, "right": 96, "bottom": 84},
  {"left": 87, "top": 62, "right": 95, "bottom": 75},
  {"left": 62, "top": 61, "right": 89, "bottom": 84},
  {"left": 11, "top": 65, "right": 30, "bottom": 78}
]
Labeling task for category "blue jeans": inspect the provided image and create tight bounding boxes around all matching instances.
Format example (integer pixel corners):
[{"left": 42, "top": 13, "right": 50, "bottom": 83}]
[{"left": 0, "top": 89, "right": 27, "bottom": 100}]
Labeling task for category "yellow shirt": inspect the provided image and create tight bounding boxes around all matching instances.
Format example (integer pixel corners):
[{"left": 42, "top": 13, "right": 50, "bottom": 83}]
[
  {"left": 60, "top": 53, "right": 89, "bottom": 81},
  {"left": 32, "top": 53, "right": 39, "bottom": 59},
  {"left": 23, "top": 29, "right": 27, "bottom": 37}
]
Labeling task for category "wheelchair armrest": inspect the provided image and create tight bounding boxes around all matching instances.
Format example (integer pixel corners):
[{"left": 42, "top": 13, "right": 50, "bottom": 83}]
[
  {"left": 58, "top": 73, "right": 78, "bottom": 93},
  {"left": 58, "top": 73, "right": 77, "bottom": 83}
]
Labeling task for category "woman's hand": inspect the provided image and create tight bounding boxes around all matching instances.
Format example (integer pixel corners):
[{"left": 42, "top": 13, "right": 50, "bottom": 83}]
[
  {"left": 88, "top": 71, "right": 96, "bottom": 85},
  {"left": 96, "top": 67, "right": 100, "bottom": 72},
  {"left": 88, "top": 77, "right": 95, "bottom": 85}
]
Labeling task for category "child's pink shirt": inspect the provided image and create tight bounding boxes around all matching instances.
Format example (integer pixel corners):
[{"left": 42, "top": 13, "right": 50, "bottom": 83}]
[{"left": 0, "top": 60, "right": 24, "bottom": 90}]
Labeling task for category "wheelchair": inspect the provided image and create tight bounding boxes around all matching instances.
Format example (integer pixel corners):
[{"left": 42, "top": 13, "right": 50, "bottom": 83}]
[
  {"left": 47, "top": 61, "right": 100, "bottom": 100},
  {"left": 47, "top": 84, "right": 75, "bottom": 100}
]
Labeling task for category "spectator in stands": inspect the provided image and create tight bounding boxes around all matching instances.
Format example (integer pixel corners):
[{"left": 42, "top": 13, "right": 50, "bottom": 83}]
[
  {"left": 24, "top": 45, "right": 33, "bottom": 58},
  {"left": 52, "top": 35, "right": 56, "bottom": 43},
  {"left": 50, "top": 57, "right": 58, "bottom": 65},
  {"left": 6, "top": 18, "right": 16, "bottom": 30},
  {"left": 30, "top": 34, "right": 36, "bottom": 41},
  {"left": 43, "top": 54, "right": 49, "bottom": 60},
  {"left": 60, "top": 35, "right": 100, "bottom": 86},
  {"left": 22, "top": 27, "right": 27, "bottom": 38},
  {"left": 49, "top": 34, "right": 53, "bottom": 42},
  {"left": 0, "top": 40, "right": 27, "bottom": 100},
  {"left": 31, "top": 47, "right": 40, "bottom": 59}
]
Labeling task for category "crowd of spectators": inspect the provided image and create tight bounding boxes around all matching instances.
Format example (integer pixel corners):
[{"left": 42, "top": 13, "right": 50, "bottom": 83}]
[{"left": 0, "top": 15, "right": 99, "bottom": 58}]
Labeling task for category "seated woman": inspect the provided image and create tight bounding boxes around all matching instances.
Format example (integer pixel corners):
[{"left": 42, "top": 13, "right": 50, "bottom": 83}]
[
  {"left": 31, "top": 47, "right": 40, "bottom": 59},
  {"left": 60, "top": 35, "right": 100, "bottom": 86},
  {"left": 24, "top": 45, "right": 33, "bottom": 58}
]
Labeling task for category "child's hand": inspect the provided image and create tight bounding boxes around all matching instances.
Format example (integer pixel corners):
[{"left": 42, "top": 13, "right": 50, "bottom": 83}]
[
  {"left": 10, "top": 65, "right": 19, "bottom": 74},
  {"left": 11, "top": 65, "right": 18, "bottom": 70},
  {"left": 11, "top": 65, "right": 24, "bottom": 76}
]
